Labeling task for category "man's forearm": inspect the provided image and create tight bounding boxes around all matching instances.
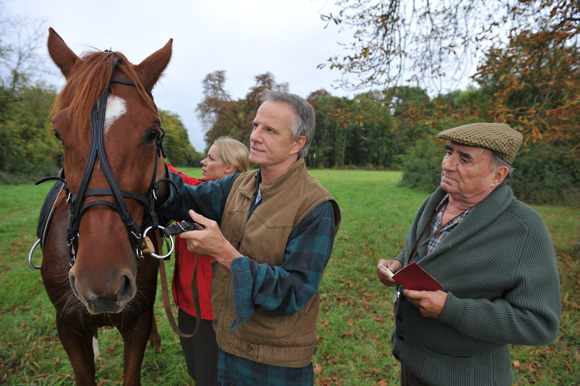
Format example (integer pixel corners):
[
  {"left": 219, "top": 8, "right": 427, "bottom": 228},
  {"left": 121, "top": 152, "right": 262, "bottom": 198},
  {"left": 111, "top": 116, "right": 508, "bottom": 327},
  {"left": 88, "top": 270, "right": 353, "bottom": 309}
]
[{"left": 155, "top": 160, "right": 170, "bottom": 201}]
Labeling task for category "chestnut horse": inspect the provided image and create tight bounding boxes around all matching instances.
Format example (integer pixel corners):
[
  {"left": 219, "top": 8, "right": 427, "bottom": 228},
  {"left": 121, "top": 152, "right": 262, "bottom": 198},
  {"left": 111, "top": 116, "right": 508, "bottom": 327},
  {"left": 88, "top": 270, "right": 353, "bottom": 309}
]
[{"left": 38, "top": 28, "right": 172, "bottom": 385}]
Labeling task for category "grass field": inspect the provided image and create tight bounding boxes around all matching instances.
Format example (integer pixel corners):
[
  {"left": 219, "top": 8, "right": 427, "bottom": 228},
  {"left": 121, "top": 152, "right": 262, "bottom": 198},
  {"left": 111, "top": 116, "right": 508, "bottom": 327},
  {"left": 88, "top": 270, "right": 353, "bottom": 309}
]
[{"left": 1, "top": 169, "right": 578, "bottom": 385}]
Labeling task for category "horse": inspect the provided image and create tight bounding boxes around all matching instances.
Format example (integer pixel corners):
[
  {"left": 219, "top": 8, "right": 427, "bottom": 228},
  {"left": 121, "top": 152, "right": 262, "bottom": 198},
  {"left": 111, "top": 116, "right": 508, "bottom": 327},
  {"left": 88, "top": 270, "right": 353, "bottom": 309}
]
[{"left": 37, "top": 28, "right": 173, "bottom": 386}]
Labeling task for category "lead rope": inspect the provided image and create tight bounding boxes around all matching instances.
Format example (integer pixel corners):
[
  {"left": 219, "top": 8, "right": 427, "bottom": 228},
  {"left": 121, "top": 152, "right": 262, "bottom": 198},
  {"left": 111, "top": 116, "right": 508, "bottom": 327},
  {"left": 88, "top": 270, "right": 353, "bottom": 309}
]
[{"left": 156, "top": 232, "right": 202, "bottom": 338}]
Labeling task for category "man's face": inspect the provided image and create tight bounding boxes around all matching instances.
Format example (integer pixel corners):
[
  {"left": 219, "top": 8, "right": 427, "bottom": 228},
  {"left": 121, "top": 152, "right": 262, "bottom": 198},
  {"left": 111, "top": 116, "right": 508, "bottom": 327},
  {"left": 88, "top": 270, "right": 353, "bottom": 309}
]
[
  {"left": 249, "top": 101, "right": 305, "bottom": 171},
  {"left": 440, "top": 142, "right": 503, "bottom": 201}
]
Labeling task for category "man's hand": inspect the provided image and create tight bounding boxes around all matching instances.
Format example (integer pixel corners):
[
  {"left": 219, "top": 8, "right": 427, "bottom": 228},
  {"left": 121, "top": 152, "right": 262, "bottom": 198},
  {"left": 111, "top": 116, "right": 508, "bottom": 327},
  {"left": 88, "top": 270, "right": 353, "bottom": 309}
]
[
  {"left": 179, "top": 210, "right": 243, "bottom": 268},
  {"left": 403, "top": 289, "right": 448, "bottom": 319},
  {"left": 377, "top": 259, "right": 402, "bottom": 287}
]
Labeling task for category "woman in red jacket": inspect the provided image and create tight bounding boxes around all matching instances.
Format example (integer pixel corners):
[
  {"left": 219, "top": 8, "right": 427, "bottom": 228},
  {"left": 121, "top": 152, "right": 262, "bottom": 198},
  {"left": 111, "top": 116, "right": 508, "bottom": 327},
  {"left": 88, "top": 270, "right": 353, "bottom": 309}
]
[{"left": 168, "top": 136, "right": 249, "bottom": 386}]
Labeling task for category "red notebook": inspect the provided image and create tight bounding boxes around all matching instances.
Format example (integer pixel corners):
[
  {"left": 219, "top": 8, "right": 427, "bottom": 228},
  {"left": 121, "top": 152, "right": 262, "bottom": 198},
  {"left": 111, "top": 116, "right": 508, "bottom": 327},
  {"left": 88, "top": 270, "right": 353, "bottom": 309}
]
[{"left": 382, "top": 263, "right": 443, "bottom": 291}]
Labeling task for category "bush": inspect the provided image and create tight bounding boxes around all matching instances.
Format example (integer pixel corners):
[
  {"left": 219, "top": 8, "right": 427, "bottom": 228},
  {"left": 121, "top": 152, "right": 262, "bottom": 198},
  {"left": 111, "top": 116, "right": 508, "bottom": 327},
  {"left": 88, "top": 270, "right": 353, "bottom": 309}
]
[
  {"left": 511, "top": 145, "right": 580, "bottom": 206},
  {"left": 399, "top": 137, "right": 442, "bottom": 192}
]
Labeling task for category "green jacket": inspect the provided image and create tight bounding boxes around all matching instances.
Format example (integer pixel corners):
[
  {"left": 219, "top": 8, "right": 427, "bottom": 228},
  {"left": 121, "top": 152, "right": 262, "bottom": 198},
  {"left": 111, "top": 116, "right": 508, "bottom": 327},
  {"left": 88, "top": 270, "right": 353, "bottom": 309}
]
[{"left": 393, "top": 185, "right": 561, "bottom": 386}]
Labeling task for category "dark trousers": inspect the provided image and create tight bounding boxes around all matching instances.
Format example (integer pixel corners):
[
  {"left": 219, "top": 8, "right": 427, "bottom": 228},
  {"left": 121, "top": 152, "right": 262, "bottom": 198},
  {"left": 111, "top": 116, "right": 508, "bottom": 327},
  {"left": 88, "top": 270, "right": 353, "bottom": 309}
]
[
  {"left": 401, "top": 366, "right": 429, "bottom": 386},
  {"left": 178, "top": 308, "right": 220, "bottom": 386}
]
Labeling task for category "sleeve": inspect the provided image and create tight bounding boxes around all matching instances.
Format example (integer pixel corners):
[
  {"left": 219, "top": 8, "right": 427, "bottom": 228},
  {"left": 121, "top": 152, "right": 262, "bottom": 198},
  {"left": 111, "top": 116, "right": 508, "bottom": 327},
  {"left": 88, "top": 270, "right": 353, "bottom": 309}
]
[
  {"left": 438, "top": 215, "right": 561, "bottom": 346},
  {"left": 156, "top": 171, "right": 238, "bottom": 223},
  {"left": 229, "top": 201, "right": 337, "bottom": 329}
]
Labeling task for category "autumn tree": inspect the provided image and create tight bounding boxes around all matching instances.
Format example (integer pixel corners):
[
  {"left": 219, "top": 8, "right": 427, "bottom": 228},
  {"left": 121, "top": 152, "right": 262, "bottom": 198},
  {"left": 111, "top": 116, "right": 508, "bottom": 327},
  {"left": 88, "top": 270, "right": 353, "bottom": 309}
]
[
  {"left": 0, "top": 84, "right": 60, "bottom": 183},
  {"left": 473, "top": 28, "right": 580, "bottom": 204},
  {"left": 0, "top": 11, "right": 62, "bottom": 183},
  {"left": 475, "top": 29, "right": 580, "bottom": 160},
  {"left": 195, "top": 71, "right": 288, "bottom": 149},
  {"left": 383, "top": 86, "right": 437, "bottom": 156},
  {"left": 323, "top": 0, "right": 579, "bottom": 139},
  {"left": 322, "top": 1, "right": 576, "bottom": 90},
  {"left": 0, "top": 11, "right": 47, "bottom": 92},
  {"left": 0, "top": 7, "right": 201, "bottom": 181},
  {"left": 323, "top": 0, "right": 579, "bottom": 204}
]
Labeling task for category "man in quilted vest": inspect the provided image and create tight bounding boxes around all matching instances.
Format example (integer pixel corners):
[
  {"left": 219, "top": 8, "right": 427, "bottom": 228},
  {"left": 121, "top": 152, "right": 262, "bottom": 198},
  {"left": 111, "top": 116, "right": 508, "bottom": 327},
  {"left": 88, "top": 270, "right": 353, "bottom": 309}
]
[
  {"left": 156, "top": 90, "right": 341, "bottom": 386},
  {"left": 377, "top": 123, "right": 561, "bottom": 386}
]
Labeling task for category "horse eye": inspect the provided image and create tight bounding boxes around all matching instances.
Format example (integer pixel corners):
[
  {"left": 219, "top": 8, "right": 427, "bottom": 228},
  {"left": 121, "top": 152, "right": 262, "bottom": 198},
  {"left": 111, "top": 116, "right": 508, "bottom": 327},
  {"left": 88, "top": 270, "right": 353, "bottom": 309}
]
[
  {"left": 53, "top": 129, "right": 64, "bottom": 145},
  {"left": 145, "top": 129, "right": 159, "bottom": 144}
]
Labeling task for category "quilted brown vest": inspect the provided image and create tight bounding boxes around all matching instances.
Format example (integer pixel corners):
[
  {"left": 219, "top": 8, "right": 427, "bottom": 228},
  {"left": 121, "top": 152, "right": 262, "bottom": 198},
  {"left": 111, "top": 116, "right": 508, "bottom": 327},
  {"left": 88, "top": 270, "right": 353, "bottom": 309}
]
[{"left": 211, "top": 158, "right": 340, "bottom": 367}]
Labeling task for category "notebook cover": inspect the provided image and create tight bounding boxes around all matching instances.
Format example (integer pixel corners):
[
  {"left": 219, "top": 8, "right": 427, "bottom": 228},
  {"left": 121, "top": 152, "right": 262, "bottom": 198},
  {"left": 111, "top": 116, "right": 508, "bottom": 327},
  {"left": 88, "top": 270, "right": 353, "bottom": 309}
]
[{"left": 393, "top": 262, "right": 443, "bottom": 291}]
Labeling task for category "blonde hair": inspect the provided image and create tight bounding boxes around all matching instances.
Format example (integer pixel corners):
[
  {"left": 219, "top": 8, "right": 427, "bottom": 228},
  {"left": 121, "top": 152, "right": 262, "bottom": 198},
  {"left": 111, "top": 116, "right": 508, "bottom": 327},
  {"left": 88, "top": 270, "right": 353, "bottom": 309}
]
[{"left": 214, "top": 137, "right": 249, "bottom": 173}]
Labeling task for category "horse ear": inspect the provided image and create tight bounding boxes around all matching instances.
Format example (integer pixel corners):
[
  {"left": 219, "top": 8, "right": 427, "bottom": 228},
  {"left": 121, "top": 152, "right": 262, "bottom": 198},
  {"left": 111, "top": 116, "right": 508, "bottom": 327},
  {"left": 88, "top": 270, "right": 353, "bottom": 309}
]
[
  {"left": 136, "top": 39, "right": 173, "bottom": 91},
  {"left": 47, "top": 27, "right": 81, "bottom": 79}
]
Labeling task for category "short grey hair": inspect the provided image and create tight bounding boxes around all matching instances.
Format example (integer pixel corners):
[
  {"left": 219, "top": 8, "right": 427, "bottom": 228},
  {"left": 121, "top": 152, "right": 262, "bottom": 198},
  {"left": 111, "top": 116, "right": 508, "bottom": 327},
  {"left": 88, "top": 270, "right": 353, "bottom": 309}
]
[
  {"left": 491, "top": 152, "right": 514, "bottom": 186},
  {"left": 261, "top": 90, "right": 315, "bottom": 158}
]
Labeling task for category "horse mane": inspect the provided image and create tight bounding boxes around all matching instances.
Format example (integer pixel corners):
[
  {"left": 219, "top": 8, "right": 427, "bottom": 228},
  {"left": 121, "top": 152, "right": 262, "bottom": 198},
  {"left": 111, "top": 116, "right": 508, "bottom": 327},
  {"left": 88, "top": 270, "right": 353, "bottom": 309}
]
[{"left": 50, "top": 51, "right": 156, "bottom": 130}]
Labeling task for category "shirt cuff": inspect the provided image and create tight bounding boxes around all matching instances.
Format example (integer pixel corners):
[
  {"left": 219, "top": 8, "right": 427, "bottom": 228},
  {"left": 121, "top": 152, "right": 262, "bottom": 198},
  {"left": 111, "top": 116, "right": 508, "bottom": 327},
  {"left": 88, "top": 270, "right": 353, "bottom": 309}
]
[{"left": 230, "top": 256, "right": 255, "bottom": 330}]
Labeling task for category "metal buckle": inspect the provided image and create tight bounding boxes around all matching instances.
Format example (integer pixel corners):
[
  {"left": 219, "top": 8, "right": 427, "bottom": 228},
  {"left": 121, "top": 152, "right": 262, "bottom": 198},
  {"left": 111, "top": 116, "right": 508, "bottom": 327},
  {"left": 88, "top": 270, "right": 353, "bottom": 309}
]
[{"left": 142, "top": 226, "right": 174, "bottom": 259}]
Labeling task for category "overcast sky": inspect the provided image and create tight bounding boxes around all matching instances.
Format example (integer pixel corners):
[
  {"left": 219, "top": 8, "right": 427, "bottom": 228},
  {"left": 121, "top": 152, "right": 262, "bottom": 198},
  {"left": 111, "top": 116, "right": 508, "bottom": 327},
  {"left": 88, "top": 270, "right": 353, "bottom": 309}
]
[{"left": 3, "top": 0, "right": 355, "bottom": 153}]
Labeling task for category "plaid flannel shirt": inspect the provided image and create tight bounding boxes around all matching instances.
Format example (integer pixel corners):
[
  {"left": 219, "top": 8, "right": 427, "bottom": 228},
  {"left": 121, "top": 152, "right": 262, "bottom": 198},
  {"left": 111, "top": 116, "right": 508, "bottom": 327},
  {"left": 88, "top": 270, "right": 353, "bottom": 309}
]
[
  {"left": 158, "top": 169, "right": 337, "bottom": 385},
  {"left": 426, "top": 194, "right": 470, "bottom": 254}
]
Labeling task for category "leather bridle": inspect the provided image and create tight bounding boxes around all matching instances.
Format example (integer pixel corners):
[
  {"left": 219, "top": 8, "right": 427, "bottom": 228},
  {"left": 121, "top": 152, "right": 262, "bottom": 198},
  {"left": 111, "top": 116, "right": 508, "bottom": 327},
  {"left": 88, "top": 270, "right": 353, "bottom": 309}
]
[
  {"left": 39, "top": 54, "right": 174, "bottom": 267},
  {"left": 31, "top": 51, "right": 200, "bottom": 339}
]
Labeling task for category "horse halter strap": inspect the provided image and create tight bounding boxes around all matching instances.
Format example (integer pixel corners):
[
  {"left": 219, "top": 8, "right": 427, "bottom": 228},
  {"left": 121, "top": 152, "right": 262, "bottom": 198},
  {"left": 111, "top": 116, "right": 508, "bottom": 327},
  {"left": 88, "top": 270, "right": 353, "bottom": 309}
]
[{"left": 66, "top": 54, "right": 164, "bottom": 265}]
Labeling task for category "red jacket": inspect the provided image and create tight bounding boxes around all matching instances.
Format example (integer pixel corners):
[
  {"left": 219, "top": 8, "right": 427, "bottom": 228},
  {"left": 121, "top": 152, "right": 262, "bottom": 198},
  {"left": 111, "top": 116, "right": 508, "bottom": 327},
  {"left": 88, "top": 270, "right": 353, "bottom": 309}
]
[{"left": 167, "top": 164, "right": 214, "bottom": 320}]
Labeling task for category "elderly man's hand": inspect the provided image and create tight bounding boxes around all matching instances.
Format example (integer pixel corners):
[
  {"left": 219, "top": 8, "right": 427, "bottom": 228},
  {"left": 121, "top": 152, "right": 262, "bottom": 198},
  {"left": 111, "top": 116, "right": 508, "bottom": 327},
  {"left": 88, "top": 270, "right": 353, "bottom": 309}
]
[
  {"left": 179, "top": 210, "right": 243, "bottom": 268},
  {"left": 403, "top": 289, "right": 448, "bottom": 319},
  {"left": 377, "top": 259, "right": 402, "bottom": 287}
]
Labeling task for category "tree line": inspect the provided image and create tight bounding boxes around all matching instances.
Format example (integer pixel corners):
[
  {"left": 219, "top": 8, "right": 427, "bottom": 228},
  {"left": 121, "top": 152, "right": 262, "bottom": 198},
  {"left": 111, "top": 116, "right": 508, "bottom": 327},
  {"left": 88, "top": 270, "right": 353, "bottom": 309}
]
[
  {"left": 1, "top": 60, "right": 578, "bottom": 205},
  {"left": 194, "top": 67, "right": 578, "bottom": 205},
  {"left": 1, "top": 0, "right": 578, "bottom": 206},
  {"left": 0, "top": 78, "right": 199, "bottom": 183}
]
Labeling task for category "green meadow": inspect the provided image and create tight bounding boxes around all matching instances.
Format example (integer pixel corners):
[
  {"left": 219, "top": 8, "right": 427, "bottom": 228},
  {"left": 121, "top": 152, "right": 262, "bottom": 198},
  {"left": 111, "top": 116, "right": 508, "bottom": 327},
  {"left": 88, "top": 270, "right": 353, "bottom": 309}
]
[{"left": 1, "top": 169, "right": 578, "bottom": 385}]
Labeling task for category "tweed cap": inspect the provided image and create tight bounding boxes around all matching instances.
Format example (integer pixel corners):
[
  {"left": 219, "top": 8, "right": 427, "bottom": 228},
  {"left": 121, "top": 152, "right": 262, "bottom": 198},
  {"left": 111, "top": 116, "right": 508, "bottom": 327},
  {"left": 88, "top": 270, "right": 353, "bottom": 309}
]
[{"left": 437, "top": 123, "right": 523, "bottom": 164}]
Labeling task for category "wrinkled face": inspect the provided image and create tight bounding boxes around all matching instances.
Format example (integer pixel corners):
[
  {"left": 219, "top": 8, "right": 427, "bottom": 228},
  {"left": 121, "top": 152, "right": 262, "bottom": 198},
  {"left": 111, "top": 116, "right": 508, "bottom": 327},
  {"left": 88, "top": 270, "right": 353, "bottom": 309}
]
[
  {"left": 440, "top": 142, "right": 502, "bottom": 202},
  {"left": 200, "top": 144, "right": 232, "bottom": 181},
  {"left": 248, "top": 101, "right": 305, "bottom": 174}
]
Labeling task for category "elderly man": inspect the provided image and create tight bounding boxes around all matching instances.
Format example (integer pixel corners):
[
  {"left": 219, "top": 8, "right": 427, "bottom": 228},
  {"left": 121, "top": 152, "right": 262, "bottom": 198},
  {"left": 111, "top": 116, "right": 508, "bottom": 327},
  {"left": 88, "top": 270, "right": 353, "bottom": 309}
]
[
  {"left": 156, "top": 90, "right": 340, "bottom": 385},
  {"left": 377, "top": 123, "right": 561, "bottom": 386}
]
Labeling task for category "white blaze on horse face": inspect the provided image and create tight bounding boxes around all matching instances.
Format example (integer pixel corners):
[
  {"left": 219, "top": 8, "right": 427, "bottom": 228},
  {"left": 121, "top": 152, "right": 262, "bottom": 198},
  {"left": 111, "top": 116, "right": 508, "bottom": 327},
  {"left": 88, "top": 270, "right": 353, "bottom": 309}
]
[{"left": 104, "top": 95, "right": 127, "bottom": 134}]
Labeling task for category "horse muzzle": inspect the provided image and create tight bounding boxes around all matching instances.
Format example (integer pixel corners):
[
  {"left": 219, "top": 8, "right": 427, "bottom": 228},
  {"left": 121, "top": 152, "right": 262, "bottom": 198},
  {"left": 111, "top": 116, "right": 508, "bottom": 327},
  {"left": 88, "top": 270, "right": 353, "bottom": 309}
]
[{"left": 69, "top": 268, "right": 137, "bottom": 314}]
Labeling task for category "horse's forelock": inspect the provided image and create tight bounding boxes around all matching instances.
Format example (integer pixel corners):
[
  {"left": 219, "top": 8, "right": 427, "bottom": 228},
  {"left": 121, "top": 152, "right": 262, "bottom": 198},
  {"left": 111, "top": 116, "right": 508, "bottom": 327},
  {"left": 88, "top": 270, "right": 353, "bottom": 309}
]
[{"left": 51, "top": 51, "right": 156, "bottom": 131}]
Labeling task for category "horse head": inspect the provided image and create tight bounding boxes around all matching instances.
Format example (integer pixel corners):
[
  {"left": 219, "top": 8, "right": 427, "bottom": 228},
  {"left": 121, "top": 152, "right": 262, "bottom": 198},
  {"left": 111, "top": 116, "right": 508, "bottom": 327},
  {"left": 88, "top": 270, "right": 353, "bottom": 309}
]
[{"left": 47, "top": 28, "right": 172, "bottom": 314}]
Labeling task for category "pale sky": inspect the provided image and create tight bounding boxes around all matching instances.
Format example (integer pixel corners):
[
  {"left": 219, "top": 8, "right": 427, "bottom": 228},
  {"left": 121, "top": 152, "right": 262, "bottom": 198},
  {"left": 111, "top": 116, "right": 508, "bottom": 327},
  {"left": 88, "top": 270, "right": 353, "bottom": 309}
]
[{"left": 3, "top": 0, "right": 354, "bottom": 153}]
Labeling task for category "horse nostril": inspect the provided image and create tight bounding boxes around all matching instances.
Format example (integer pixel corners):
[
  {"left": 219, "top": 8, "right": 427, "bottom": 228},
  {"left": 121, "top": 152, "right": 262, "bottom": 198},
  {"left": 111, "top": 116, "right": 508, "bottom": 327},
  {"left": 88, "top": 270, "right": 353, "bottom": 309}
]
[
  {"left": 118, "top": 274, "right": 135, "bottom": 304},
  {"left": 69, "top": 272, "right": 82, "bottom": 300}
]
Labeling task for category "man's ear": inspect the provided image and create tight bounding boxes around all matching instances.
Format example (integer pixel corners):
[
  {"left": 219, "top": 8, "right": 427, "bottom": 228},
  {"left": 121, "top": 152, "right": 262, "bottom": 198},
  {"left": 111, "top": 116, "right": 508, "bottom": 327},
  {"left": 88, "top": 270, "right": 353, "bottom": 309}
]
[
  {"left": 491, "top": 165, "right": 509, "bottom": 188},
  {"left": 291, "top": 135, "right": 307, "bottom": 156}
]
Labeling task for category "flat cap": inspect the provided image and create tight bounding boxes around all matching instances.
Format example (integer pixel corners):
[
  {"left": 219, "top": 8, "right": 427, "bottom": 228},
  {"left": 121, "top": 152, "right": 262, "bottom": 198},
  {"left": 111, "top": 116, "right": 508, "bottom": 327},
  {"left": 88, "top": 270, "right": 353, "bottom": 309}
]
[{"left": 437, "top": 123, "right": 523, "bottom": 164}]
